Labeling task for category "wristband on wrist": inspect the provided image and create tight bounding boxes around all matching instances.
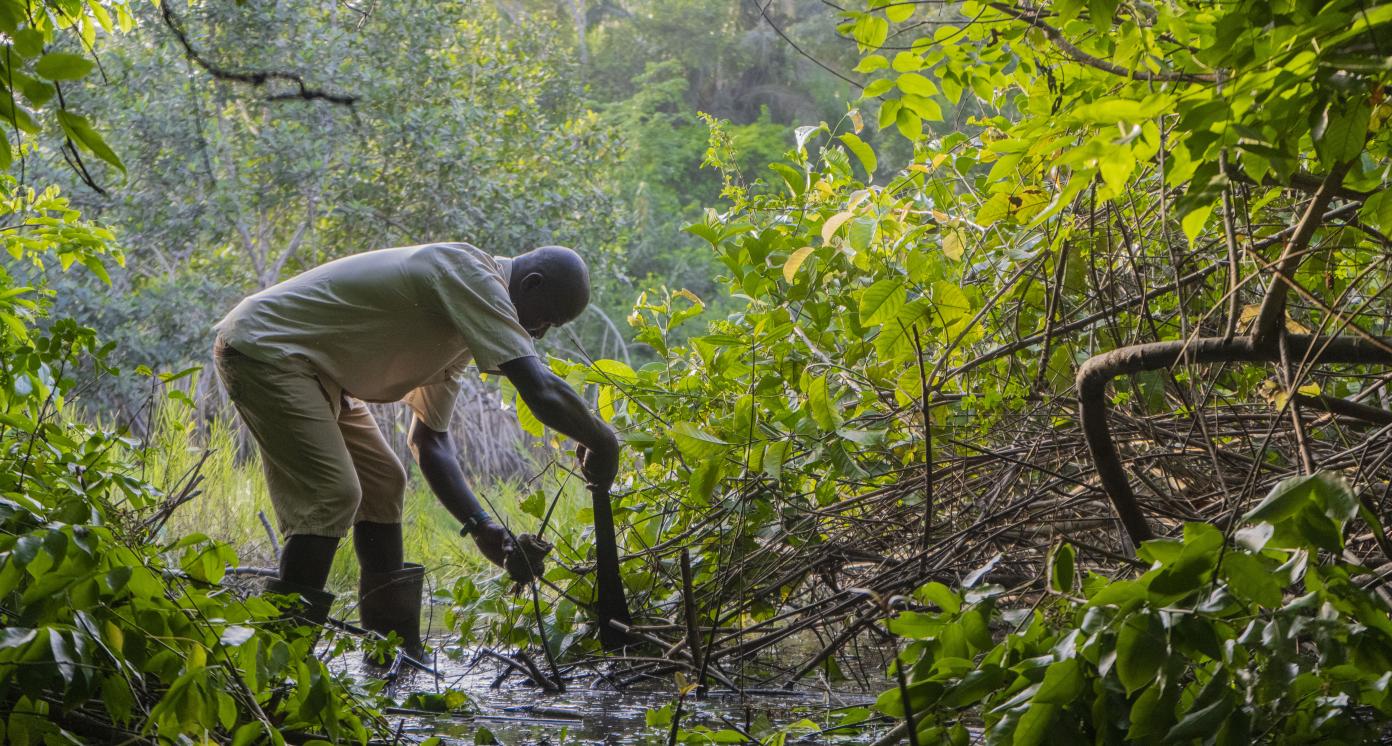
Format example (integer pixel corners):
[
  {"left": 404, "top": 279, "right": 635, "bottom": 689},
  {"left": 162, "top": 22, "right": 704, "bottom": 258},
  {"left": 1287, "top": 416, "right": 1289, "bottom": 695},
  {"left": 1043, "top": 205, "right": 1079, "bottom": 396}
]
[{"left": 458, "top": 513, "right": 491, "bottom": 537}]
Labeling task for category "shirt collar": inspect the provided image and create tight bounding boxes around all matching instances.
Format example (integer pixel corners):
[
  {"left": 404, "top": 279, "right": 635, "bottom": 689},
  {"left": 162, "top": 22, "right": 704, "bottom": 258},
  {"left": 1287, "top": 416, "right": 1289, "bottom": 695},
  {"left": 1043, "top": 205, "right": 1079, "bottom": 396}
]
[{"left": 495, "top": 256, "right": 513, "bottom": 286}]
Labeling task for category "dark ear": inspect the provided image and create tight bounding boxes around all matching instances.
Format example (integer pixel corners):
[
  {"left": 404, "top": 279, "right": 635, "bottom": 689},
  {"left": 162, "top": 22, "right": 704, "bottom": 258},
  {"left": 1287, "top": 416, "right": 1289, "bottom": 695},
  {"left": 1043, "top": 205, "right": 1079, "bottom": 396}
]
[{"left": 520, "top": 271, "right": 544, "bottom": 291}]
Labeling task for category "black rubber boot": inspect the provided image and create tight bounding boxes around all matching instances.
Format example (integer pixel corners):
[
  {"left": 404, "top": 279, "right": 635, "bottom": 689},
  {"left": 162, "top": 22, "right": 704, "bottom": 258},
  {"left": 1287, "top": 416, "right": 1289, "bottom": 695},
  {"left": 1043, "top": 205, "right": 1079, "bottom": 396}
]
[
  {"left": 263, "top": 577, "right": 336, "bottom": 628},
  {"left": 359, "top": 562, "right": 426, "bottom": 662}
]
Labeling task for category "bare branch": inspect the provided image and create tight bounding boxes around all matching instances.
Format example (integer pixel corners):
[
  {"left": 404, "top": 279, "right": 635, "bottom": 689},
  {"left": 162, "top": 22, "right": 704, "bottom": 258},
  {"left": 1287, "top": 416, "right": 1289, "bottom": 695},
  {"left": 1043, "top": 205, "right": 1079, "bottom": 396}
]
[{"left": 159, "top": 3, "right": 357, "bottom": 106}]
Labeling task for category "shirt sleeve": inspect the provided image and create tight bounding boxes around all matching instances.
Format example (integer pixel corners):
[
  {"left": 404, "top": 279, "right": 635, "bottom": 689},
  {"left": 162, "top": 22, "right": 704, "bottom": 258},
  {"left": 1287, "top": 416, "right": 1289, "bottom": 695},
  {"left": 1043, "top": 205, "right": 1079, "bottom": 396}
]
[
  {"left": 418, "top": 245, "right": 537, "bottom": 374},
  {"left": 403, "top": 376, "right": 463, "bottom": 432}
]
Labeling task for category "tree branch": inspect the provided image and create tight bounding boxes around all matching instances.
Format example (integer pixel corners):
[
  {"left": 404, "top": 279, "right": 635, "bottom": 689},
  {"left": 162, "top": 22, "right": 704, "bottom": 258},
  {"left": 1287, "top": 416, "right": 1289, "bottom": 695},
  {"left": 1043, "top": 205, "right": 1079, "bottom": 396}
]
[
  {"left": 159, "top": 3, "right": 357, "bottom": 106},
  {"left": 988, "top": 3, "right": 1219, "bottom": 84},
  {"left": 1251, "top": 162, "right": 1352, "bottom": 348}
]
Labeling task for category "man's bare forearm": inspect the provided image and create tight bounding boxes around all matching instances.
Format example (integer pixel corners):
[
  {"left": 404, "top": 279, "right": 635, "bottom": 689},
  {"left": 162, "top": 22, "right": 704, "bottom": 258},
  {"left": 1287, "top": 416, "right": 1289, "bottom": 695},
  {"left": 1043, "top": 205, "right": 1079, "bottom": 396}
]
[
  {"left": 499, "top": 356, "right": 617, "bottom": 454},
  {"left": 408, "top": 417, "right": 490, "bottom": 524}
]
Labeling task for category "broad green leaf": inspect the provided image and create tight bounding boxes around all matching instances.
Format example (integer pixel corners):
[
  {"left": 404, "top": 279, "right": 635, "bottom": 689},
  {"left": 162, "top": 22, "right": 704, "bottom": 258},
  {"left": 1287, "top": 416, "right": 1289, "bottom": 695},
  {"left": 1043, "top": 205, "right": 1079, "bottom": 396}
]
[
  {"left": 915, "top": 581, "right": 960, "bottom": 613},
  {"left": 1033, "top": 658, "right": 1083, "bottom": 705},
  {"left": 896, "top": 72, "right": 938, "bottom": 97},
  {"left": 891, "top": 51, "right": 921, "bottom": 72},
  {"left": 1050, "top": 543, "right": 1075, "bottom": 593},
  {"left": 895, "top": 108, "right": 922, "bottom": 140},
  {"left": 807, "top": 374, "right": 841, "bottom": 430},
  {"left": 1244, "top": 472, "right": 1354, "bottom": 525},
  {"left": 1314, "top": 100, "right": 1370, "bottom": 166},
  {"left": 1012, "top": 702, "right": 1056, "bottom": 746},
  {"left": 0, "top": 627, "right": 35, "bottom": 648},
  {"left": 1220, "top": 552, "right": 1281, "bottom": 608},
  {"left": 669, "top": 422, "right": 730, "bottom": 461},
  {"left": 863, "top": 78, "right": 894, "bottom": 98},
  {"left": 591, "top": 358, "right": 637, "bottom": 384},
  {"left": 514, "top": 394, "right": 545, "bottom": 437},
  {"left": 838, "top": 132, "right": 877, "bottom": 176},
  {"left": 1116, "top": 612, "right": 1166, "bottom": 694},
  {"left": 57, "top": 111, "right": 125, "bottom": 173},
  {"left": 942, "top": 228, "right": 965, "bottom": 260},
  {"left": 854, "top": 54, "right": 889, "bottom": 73},
  {"left": 885, "top": 4, "right": 914, "bottom": 22},
  {"left": 858, "top": 279, "right": 906, "bottom": 326},
  {"left": 1180, "top": 203, "right": 1212, "bottom": 245},
  {"left": 35, "top": 52, "right": 94, "bottom": 80}
]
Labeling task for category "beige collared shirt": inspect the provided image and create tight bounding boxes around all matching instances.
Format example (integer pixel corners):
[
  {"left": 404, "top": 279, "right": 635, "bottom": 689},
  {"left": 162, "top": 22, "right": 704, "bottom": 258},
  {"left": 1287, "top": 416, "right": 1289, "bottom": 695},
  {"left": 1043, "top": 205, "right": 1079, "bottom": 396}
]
[{"left": 214, "top": 242, "right": 536, "bottom": 431}]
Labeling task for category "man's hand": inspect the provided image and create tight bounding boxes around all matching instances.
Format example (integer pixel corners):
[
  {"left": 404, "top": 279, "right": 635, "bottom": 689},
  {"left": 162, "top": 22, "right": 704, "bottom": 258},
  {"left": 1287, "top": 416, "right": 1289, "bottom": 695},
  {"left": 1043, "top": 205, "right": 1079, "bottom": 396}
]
[
  {"left": 471, "top": 520, "right": 515, "bottom": 570},
  {"left": 505, "top": 533, "right": 552, "bottom": 584},
  {"left": 576, "top": 436, "right": 619, "bottom": 491}
]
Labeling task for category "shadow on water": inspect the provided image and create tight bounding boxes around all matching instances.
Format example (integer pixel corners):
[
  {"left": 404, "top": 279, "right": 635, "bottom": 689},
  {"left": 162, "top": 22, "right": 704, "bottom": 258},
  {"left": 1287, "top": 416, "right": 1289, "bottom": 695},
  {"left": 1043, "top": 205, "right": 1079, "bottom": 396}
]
[{"left": 334, "top": 635, "right": 898, "bottom": 745}]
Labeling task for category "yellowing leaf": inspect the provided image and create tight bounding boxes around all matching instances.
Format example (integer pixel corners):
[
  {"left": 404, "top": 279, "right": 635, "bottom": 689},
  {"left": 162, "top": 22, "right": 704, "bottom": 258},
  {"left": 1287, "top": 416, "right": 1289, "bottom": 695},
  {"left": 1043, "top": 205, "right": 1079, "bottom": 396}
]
[
  {"left": 849, "top": 109, "right": 864, "bottom": 133},
  {"left": 784, "top": 246, "right": 816, "bottom": 282},
  {"left": 1237, "top": 304, "right": 1261, "bottom": 330},
  {"left": 822, "top": 211, "right": 855, "bottom": 243},
  {"left": 942, "top": 229, "right": 965, "bottom": 260},
  {"left": 673, "top": 289, "right": 704, "bottom": 306}
]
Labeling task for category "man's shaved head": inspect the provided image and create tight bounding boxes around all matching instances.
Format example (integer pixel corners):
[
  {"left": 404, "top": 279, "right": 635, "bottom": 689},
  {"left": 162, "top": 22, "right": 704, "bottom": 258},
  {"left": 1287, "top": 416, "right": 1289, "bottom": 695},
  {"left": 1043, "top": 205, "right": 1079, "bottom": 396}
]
[{"left": 508, "top": 245, "right": 590, "bottom": 339}]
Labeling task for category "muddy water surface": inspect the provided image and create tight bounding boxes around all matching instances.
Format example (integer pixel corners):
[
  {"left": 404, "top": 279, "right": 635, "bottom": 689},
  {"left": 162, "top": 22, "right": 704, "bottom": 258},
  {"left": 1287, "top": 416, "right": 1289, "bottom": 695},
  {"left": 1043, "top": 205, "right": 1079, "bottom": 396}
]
[{"left": 339, "top": 638, "right": 895, "bottom": 745}]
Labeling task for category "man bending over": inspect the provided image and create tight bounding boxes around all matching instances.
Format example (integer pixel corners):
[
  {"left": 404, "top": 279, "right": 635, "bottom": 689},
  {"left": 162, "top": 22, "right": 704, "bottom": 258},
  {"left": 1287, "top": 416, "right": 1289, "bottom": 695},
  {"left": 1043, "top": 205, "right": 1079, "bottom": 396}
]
[{"left": 212, "top": 243, "right": 618, "bottom": 659}]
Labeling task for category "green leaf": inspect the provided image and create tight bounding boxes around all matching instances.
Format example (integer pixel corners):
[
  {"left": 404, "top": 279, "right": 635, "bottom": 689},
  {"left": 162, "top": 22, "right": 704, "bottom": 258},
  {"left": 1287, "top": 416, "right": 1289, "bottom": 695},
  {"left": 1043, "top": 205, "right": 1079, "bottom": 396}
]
[
  {"left": 854, "top": 54, "right": 889, "bottom": 73},
  {"left": 1012, "top": 702, "right": 1056, "bottom": 746},
  {"left": 807, "top": 374, "right": 841, "bottom": 430},
  {"left": 1314, "top": 100, "right": 1370, "bottom": 166},
  {"left": 1162, "top": 694, "right": 1234, "bottom": 743},
  {"left": 863, "top": 78, "right": 894, "bottom": 98},
  {"left": 858, "top": 279, "right": 906, "bottom": 326},
  {"left": 1244, "top": 472, "right": 1355, "bottom": 525},
  {"left": 1034, "top": 658, "right": 1083, "bottom": 705},
  {"left": 1219, "top": 553, "right": 1281, "bottom": 607},
  {"left": 35, "top": 52, "right": 94, "bottom": 80},
  {"left": 0, "top": 627, "right": 35, "bottom": 649},
  {"left": 878, "top": 98, "right": 902, "bottom": 129},
  {"left": 57, "top": 111, "right": 125, "bottom": 173},
  {"left": 1181, "top": 203, "right": 1212, "bottom": 245},
  {"left": 783, "top": 246, "right": 815, "bottom": 282},
  {"left": 12, "top": 29, "right": 44, "bottom": 58},
  {"left": 1115, "top": 612, "right": 1166, "bottom": 694},
  {"left": 689, "top": 458, "right": 721, "bottom": 503},
  {"left": 590, "top": 358, "right": 637, "bottom": 384},
  {"left": 885, "top": 4, "right": 914, "bottom": 22},
  {"left": 896, "top": 72, "right": 939, "bottom": 97},
  {"left": 1050, "top": 543, "right": 1075, "bottom": 593},
  {"left": 895, "top": 108, "right": 922, "bottom": 140},
  {"left": 915, "top": 581, "right": 961, "bottom": 613},
  {"left": 670, "top": 422, "right": 730, "bottom": 461},
  {"left": 838, "top": 132, "right": 877, "bottom": 177},
  {"left": 891, "top": 51, "right": 922, "bottom": 72}
]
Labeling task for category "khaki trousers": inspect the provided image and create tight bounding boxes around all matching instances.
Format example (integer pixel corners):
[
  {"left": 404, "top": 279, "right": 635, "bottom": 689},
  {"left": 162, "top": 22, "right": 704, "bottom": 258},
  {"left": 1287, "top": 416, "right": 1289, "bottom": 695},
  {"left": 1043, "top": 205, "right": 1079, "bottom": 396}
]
[{"left": 213, "top": 336, "right": 407, "bottom": 538}]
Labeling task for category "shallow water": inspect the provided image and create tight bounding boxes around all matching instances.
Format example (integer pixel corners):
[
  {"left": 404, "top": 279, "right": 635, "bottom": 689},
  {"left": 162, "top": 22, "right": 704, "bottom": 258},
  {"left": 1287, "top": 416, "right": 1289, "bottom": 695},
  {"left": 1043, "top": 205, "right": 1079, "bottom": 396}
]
[{"left": 339, "top": 640, "right": 896, "bottom": 745}]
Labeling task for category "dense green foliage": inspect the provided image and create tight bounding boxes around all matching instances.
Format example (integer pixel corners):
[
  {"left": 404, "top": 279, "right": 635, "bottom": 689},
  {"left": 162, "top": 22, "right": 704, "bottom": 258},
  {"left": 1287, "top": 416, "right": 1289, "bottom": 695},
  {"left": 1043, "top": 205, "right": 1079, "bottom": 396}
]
[
  {"left": 879, "top": 473, "right": 1392, "bottom": 744},
  {"left": 570, "top": 0, "right": 1392, "bottom": 741},
  {"left": 0, "top": 3, "right": 404, "bottom": 741}
]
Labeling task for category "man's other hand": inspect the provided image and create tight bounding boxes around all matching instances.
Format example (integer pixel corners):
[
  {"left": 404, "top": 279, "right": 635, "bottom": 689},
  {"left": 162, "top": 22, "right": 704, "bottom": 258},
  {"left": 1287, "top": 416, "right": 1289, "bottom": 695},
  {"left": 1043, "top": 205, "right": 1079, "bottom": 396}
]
[
  {"left": 576, "top": 436, "right": 619, "bottom": 491},
  {"left": 471, "top": 521, "right": 514, "bottom": 570}
]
